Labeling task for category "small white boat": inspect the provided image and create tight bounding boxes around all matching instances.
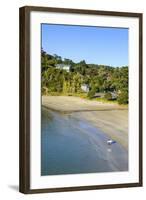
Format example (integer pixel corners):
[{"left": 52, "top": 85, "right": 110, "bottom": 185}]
[{"left": 107, "top": 139, "right": 116, "bottom": 145}]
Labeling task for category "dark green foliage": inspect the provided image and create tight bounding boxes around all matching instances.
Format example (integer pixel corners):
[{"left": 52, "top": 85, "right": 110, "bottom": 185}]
[
  {"left": 41, "top": 49, "right": 128, "bottom": 104},
  {"left": 87, "top": 87, "right": 96, "bottom": 99},
  {"left": 104, "top": 92, "right": 112, "bottom": 100},
  {"left": 117, "top": 89, "right": 128, "bottom": 104}
]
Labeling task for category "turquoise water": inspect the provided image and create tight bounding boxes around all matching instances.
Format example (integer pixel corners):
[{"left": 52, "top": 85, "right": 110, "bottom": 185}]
[{"left": 41, "top": 107, "right": 128, "bottom": 176}]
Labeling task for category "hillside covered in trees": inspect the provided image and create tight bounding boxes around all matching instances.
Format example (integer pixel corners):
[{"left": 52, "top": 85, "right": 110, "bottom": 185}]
[{"left": 41, "top": 49, "right": 128, "bottom": 104}]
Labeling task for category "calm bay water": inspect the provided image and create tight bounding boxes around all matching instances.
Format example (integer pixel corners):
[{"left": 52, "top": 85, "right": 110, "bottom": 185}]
[{"left": 41, "top": 107, "right": 128, "bottom": 176}]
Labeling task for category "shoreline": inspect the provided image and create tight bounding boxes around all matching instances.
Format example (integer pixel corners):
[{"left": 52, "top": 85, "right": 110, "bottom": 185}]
[
  {"left": 71, "top": 110, "right": 128, "bottom": 150},
  {"left": 42, "top": 104, "right": 127, "bottom": 114},
  {"left": 42, "top": 96, "right": 128, "bottom": 150},
  {"left": 42, "top": 96, "right": 127, "bottom": 112}
]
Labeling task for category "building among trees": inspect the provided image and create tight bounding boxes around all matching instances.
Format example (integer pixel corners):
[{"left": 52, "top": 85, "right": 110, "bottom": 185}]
[
  {"left": 56, "top": 64, "right": 71, "bottom": 72},
  {"left": 41, "top": 49, "right": 128, "bottom": 104},
  {"left": 81, "top": 84, "right": 90, "bottom": 93}
]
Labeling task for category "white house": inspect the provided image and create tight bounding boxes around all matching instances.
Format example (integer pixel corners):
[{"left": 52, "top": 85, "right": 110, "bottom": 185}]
[
  {"left": 55, "top": 64, "right": 71, "bottom": 72},
  {"left": 81, "top": 84, "right": 89, "bottom": 93}
]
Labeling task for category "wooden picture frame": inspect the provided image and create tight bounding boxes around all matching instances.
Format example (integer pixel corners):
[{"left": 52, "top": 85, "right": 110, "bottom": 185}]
[{"left": 19, "top": 6, "right": 143, "bottom": 194}]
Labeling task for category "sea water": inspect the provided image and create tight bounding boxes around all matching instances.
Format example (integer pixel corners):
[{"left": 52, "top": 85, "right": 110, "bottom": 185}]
[{"left": 41, "top": 107, "right": 128, "bottom": 176}]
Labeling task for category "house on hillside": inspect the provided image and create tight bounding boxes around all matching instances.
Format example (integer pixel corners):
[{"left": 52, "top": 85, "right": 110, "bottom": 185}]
[
  {"left": 111, "top": 92, "right": 117, "bottom": 99},
  {"left": 55, "top": 64, "right": 71, "bottom": 72},
  {"left": 94, "top": 92, "right": 105, "bottom": 98},
  {"left": 94, "top": 91, "right": 117, "bottom": 99},
  {"left": 81, "top": 84, "right": 90, "bottom": 93}
]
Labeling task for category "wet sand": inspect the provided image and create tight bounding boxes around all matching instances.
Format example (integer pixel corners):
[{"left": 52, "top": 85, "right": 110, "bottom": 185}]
[
  {"left": 72, "top": 110, "right": 128, "bottom": 150},
  {"left": 42, "top": 96, "right": 128, "bottom": 149}
]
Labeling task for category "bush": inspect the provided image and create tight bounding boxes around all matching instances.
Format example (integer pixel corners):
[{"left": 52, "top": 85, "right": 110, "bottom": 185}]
[
  {"left": 117, "top": 90, "right": 128, "bottom": 104},
  {"left": 87, "top": 89, "right": 96, "bottom": 99},
  {"left": 104, "top": 92, "right": 112, "bottom": 100}
]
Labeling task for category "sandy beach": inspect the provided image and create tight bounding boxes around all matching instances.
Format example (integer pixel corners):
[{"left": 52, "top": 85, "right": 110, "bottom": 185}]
[
  {"left": 42, "top": 96, "right": 128, "bottom": 149},
  {"left": 42, "top": 96, "right": 127, "bottom": 112}
]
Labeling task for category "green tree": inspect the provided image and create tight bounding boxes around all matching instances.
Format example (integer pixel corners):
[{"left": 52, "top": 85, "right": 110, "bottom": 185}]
[
  {"left": 104, "top": 92, "right": 112, "bottom": 100},
  {"left": 87, "top": 87, "right": 96, "bottom": 99},
  {"left": 117, "top": 89, "right": 128, "bottom": 104},
  {"left": 41, "top": 48, "right": 129, "bottom": 104}
]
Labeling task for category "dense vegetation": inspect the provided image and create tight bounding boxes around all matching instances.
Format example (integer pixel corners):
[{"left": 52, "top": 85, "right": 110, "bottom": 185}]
[{"left": 41, "top": 49, "right": 128, "bottom": 104}]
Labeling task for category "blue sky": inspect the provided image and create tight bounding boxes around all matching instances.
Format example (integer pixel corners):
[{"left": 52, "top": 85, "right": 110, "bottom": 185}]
[{"left": 41, "top": 24, "right": 128, "bottom": 67}]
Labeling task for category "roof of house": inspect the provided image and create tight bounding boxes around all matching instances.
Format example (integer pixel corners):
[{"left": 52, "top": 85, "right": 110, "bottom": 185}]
[{"left": 56, "top": 64, "right": 71, "bottom": 67}]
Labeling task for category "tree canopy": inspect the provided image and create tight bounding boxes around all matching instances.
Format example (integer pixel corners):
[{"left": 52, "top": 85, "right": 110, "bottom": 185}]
[{"left": 41, "top": 49, "right": 128, "bottom": 104}]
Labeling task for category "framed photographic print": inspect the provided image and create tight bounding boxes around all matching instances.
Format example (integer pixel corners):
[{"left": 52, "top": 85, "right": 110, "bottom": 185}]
[{"left": 19, "top": 6, "right": 143, "bottom": 194}]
